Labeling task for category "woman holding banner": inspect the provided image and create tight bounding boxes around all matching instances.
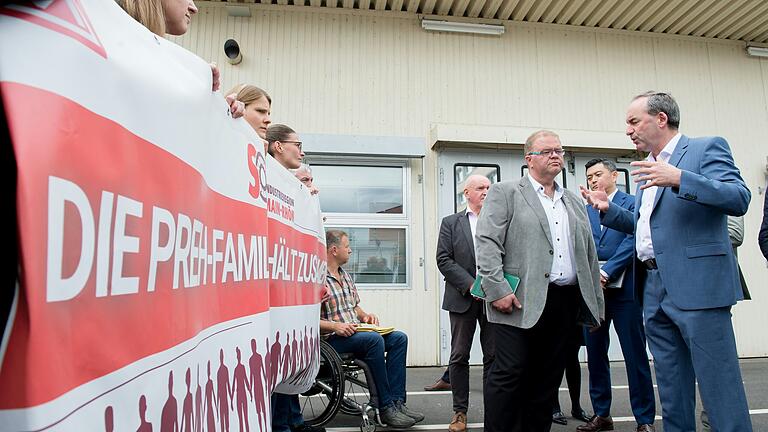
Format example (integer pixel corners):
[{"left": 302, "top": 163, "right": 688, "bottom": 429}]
[{"left": 228, "top": 84, "right": 273, "bottom": 144}]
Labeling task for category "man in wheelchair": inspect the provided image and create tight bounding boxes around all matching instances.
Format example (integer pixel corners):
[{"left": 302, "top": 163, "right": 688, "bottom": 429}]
[{"left": 320, "top": 230, "right": 424, "bottom": 430}]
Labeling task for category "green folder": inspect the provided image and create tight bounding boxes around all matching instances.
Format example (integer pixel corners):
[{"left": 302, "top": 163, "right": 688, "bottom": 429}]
[{"left": 471, "top": 273, "right": 520, "bottom": 299}]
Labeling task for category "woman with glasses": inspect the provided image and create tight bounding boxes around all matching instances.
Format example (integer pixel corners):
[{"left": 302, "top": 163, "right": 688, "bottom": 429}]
[{"left": 266, "top": 124, "right": 305, "bottom": 170}]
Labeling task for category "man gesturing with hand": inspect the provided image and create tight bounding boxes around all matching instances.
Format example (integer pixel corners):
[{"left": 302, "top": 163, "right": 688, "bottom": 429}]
[{"left": 581, "top": 91, "right": 752, "bottom": 432}]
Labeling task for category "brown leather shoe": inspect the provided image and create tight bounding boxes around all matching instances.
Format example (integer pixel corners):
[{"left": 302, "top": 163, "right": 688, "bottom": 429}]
[
  {"left": 448, "top": 412, "right": 467, "bottom": 432},
  {"left": 636, "top": 425, "right": 655, "bottom": 432},
  {"left": 423, "top": 378, "right": 451, "bottom": 391},
  {"left": 576, "top": 415, "right": 614, "bottom": 432}
]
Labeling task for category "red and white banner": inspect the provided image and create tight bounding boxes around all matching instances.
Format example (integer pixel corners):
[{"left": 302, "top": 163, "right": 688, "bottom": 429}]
[{"left": 0, "top": 1, "right": 326, "bottom": 430}]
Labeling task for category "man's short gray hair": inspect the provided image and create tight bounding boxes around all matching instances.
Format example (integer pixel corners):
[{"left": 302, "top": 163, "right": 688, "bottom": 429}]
[
  {"left": 523, "top": 130, "right": 560, "bottom": 156},
  {"left": 633, "top": 91, "right": 680, "bottom": 130},
  {"left": 326, "top": 229, "right": 347, "bottom": 249}
]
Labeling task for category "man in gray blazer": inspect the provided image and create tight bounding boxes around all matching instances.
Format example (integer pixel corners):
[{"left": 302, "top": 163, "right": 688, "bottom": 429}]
[
  {"left": 437, "top": 174, "right": 494, "bottom": 432},
  {"left": 476, "top": 130, "right": 604, "bottom": 432}
]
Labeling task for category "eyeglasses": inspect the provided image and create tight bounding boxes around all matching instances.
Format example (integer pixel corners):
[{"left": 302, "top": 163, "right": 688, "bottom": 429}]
[
  {"left": 527, "top": 148, "right": 565, "bottom": 157},
  {"left": 281, "top": 140, "right": 303, "bottom": 150}
]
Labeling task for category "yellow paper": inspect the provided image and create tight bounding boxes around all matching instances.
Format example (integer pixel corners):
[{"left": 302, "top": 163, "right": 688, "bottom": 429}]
[{"left": 355, "top": 323, "right": 395, "bottom": 335}]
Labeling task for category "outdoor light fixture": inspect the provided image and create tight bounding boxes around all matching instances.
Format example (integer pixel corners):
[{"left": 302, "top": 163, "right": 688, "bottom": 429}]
[
  {"left": 421, "top": 19, "right": 505, "bottom": 36},
  {"left": 746, "top": 45, "right": 768, "bottom": 58},
  {"left": 226, "top": 5, "right": 251, "bottom": 17}
]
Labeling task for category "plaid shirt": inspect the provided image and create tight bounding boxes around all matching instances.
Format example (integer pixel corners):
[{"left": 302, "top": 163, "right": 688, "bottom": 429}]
[{"left": 322, "top": 267, "right": 360, "bottom": 324}]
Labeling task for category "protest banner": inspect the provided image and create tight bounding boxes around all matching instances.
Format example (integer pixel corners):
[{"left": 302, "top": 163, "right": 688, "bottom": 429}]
[{"left": 0, "top": 1, "right": 325, "bottom": 430}]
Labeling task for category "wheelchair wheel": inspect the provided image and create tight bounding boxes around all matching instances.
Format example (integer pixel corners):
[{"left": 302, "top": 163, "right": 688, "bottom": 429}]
[
  {"left": 360, "top": 416, "right": 376, "bottom": 432},
  {"left": 339, "top": 364, "right": 372, "bottom": 416},
  {"left": 300, "top": 340, "right": 345, "bottom": 427}
]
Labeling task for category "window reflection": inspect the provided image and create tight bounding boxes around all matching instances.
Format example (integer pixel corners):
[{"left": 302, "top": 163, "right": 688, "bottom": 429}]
[
  {"left": 332, "top": 227, "right": 407, "bottom": 285},
  {"left": 312, "top": 165, "right": 404, "bottom": 214}
]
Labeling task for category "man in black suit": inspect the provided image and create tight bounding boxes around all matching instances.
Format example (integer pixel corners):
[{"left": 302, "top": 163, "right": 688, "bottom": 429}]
[{"left": 437, "top": 174, "right": 495, "bottom": 432}]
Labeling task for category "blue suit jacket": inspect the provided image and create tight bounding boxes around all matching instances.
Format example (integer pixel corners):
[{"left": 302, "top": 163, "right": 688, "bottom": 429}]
[
  {"left": 601, "top": 135, "right": 750, "bottom": 310},
  {"left": 587, "top": 190, "right": 635, "bottom": 302}
]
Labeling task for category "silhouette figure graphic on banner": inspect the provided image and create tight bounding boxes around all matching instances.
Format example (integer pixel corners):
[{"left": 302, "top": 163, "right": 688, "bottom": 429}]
[
  {"left": 204, "top": 361, "right": 217, "bottom": 432},
  {"left": 105, "top": 405, "right": 114, "bottom": 432},
  {"left": 303, "top": 326, "right": 310, "bottom": 368},
  {"left": 160, "top": 371, "right": 179, "bottom": 432},
  {"left": 269, "top": 332, "right": 282, "bottom": 391},
  {"left": 292, "top": 328, "right": 318, "bottom": 385},
  {"left": 232, "top": 347, "right": 252, "bottom": 432},
  {"left": 194, "top": 365, "right": 203, "bottom": 432},
  {"left": 181, "top": 368, "right": 194, "bottom": 432},
  {"left": 296, "top": 330, "right": 305, "bottom": 372},
  {"left": 217, "top": 349, "right": 232, "bottom": 432},
  {"left": 290, "top": 330, "right": 300, "bottom": 378},
  {"left": 248, "top": 339, "right": 268, "bottom": 431},
  {"left": 137, "top": 395, "right": 153, "bottom": 432},
  {"left": 281, "top": 332, "right": 293, "bottom": 380}
]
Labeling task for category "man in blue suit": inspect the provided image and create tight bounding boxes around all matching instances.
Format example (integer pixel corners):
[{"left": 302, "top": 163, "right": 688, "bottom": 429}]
[
  {"left": 581, "top": 91, "right": 752, "bottom": 432},
  {"left": 578, "top": 159, "right": 656, "bottom": 432}
]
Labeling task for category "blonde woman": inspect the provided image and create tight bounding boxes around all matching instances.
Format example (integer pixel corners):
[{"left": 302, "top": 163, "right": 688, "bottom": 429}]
[{"left": 228, "top": 84, "right": 272, "bottom": 140}]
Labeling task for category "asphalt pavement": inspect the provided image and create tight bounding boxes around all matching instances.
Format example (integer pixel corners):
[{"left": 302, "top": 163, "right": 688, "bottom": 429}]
[{"left": 323, "top": 358, "right": 768, "bottom": 432}]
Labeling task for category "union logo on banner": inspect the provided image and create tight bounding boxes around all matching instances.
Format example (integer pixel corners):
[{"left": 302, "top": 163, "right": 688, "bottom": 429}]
[
  {"left": 0, "top": 0, "right": 106, "bottom": 58},
  {"left": 248, "top": 142, "right": 269, "bottom": 204}
]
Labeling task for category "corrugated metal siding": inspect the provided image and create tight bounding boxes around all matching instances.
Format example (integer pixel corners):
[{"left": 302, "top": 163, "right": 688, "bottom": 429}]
[
  {"left": 209, "top": 0, "right": 768, "bottom": 43},
  {"left": 173, "top": 4, "right": 768, "bottom": 362},
  {"left": 174, "top": 6, "right": 766, "bottom": 137}
]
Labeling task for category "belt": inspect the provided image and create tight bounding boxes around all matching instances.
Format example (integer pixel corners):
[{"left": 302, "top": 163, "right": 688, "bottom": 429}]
[
  {"left": 548, "top": 282, "right": 578, "bottom": 289},
  {"left": 642, "top": 258, "right": 658, "bottom": 270}
]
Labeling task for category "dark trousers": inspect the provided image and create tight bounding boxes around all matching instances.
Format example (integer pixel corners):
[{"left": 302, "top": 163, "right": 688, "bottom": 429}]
[
  {"left": 643, "top": 269, "right": 751, "bottom": 432},
  {"left": 449, "top": 299, "right": 495, "bottom": 413},
  {"left": 484, "top": 284, "right": 579, "bottom": 432},
  {"left": 271, "top": 393, "right": 302, "bottom": 432},
  {"left": 586, "top": 297, "right": 655, "bottom": 424},
  {"left": 552, "top": 330, "right": 584, "bottom": 414}
]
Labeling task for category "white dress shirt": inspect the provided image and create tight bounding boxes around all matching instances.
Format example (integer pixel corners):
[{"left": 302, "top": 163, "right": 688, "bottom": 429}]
[
  {"left": 467, "top": 209, "right": 479, "bottom": 239},
  {"left": 467, "top": 209, "right": 479, "bottom": 259},
  {"left": 636, "top": 133, "right": 681, "bottom": 261},
  {"left": 528, "top": 175, "right": 577, "bottom": 286}
]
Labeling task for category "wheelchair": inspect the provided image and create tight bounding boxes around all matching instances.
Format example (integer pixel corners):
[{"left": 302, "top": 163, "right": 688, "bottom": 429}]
[{"left": 299, "top": 339, "right": 384, "bottom": 432}]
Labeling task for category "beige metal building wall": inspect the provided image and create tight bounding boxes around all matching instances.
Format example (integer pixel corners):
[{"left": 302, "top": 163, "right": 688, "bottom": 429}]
[{"left": 173, "top": 3, "right": 768, "bottom": 364}]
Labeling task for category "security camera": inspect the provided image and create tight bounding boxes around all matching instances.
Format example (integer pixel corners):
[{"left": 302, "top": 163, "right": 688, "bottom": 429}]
[{"left": 224, "top": 39, "right": 242, "bottom": 65}]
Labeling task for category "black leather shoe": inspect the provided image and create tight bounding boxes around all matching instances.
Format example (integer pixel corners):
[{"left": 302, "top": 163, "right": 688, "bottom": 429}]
[
  {"left": 572, "top": 408, "right": 592, "bottom": 423},
  {"left": 552, "top": 410, "right": 567, "bottom": 425}
]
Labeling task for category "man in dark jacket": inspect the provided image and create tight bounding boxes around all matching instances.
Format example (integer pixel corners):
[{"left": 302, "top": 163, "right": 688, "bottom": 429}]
[{"left": 437, "top": 174, "right": 495, "bottom": 432}]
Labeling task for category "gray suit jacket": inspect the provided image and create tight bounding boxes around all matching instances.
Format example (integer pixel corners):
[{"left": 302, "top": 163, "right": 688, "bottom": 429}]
[{"left": 475, "top": 176, "right": 604, "bottom": 329}]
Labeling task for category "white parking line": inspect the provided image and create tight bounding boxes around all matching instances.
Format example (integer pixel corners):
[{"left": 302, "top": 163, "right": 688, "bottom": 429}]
[
  {"left": 327, "top": 410, "right": 768, "bottom": 431},
  {"left": 379, "top": 385, "right": 659, "bottom": 398}
]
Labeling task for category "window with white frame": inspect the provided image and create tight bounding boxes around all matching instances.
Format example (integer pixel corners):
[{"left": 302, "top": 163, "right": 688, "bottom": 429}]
[{"left": 309, "top": 160, "right": 410, "bottom": 288}]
